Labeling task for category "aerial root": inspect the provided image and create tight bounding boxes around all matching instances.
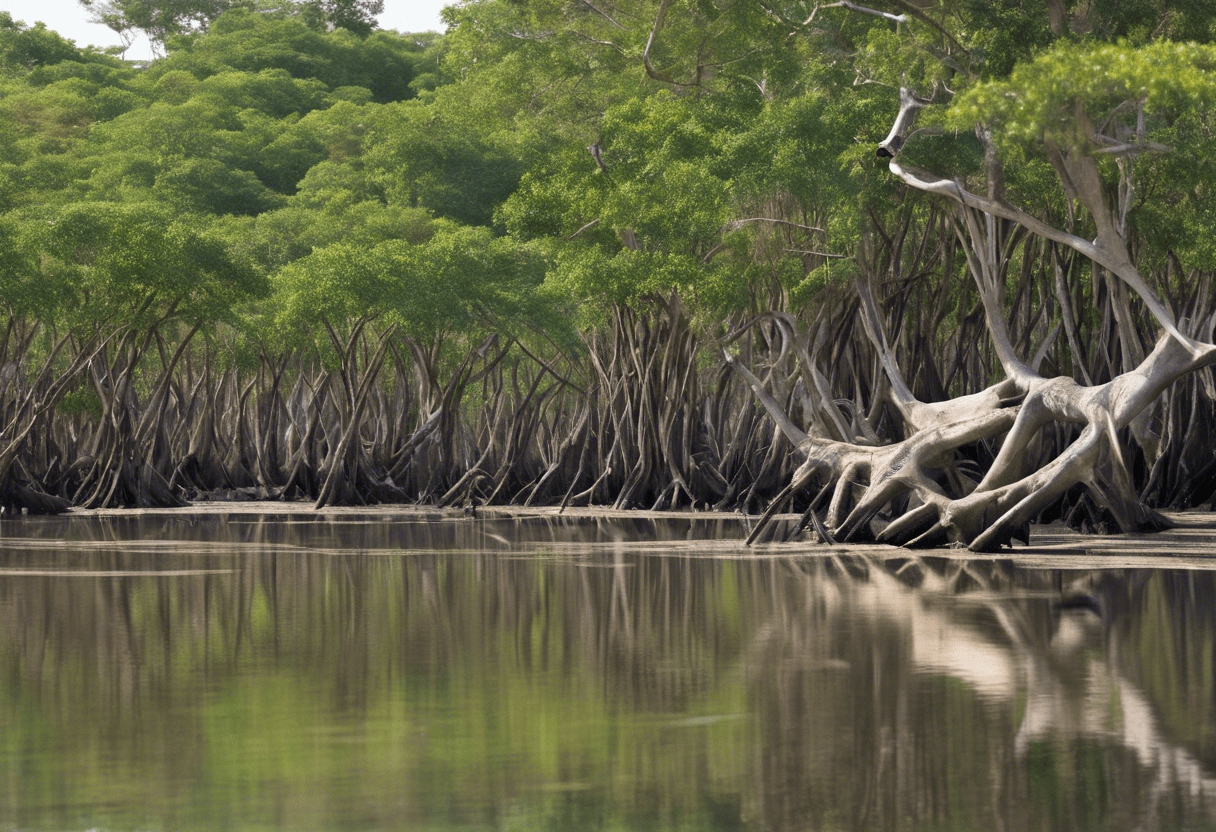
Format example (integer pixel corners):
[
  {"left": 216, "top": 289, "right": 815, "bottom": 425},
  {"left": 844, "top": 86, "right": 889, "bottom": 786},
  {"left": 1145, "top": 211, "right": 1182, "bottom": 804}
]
[
  {"left": 878, "top": 502, "right": 939, "bottom": 544},
  {"left": 745, "top": 465, "right": 819, "bottom": 545},
  {"left": 736, "top": 327, "right": 1216, "bottom": 549}
]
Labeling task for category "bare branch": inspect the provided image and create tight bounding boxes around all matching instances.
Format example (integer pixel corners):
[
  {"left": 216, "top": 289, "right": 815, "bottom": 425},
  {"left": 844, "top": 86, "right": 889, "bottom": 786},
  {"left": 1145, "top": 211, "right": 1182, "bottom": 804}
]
[
  {"left": 571, "top": 32, "right": 626, "bottom": 54},
  {"left": 876, "top": 87, "right": 934, "bottom": 158},
  {"left": 804, "top": 1, "right": 907, "bottom": 26},
  {"left": 1092, "top": 138, "right": 1172, "bottom": 156},
  {"left": 782, "top": 249, "right": 849, "bottom": 258},
  {"left": 722, "top": 349, "right": 811, "bottom": 448},
  {"left": 888, "top": 158, "right": 1197, "bottom": 353},
  {"left": 579, "top": 0, "right": 626, "bottom": 30},
  {"left": 567, "top": 218, "right": 601, "bottom": 240},
  {"left": 587, "top": 142, "right": 608, "bottom": 171},
  {"left": 642, "top": 0, "right": 699, "bottom": 88},
  {"left": 726, "top": 217, "right": 826, "bottom": 234}
]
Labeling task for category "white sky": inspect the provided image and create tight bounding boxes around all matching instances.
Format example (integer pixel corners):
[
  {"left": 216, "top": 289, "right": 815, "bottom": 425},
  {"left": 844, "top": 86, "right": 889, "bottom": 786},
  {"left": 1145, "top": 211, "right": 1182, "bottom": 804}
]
[{"left": 4, "top": 0, "right": 453, "bottom": 61}]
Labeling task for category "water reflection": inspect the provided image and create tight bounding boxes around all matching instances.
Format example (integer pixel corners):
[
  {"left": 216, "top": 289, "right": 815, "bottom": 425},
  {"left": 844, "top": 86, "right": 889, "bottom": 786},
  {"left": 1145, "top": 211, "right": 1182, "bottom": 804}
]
[{"left": 0, "top": 511, "right": 1213, "bottom": 831}]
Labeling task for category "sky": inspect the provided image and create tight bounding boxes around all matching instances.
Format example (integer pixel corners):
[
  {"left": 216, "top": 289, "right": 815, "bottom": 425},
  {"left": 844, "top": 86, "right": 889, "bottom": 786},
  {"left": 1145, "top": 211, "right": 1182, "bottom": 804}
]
[{"left": 4, "top": 0, "right": 453, "bottom": 60}]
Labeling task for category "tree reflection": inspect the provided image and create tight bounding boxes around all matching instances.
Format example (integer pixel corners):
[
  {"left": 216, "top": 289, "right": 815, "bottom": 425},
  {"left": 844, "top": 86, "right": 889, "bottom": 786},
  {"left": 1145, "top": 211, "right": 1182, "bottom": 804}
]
[
  {"left": 738, "top": 555, "right": 1216, "bottom": 831},
  {"left": 0, "top": 513, "right": 1213, "bottom": 830}
]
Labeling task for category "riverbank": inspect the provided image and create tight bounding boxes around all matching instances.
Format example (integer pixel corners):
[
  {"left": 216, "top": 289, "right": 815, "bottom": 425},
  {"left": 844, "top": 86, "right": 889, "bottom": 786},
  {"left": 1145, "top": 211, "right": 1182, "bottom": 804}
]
[{"left": 20, "top": 501, "right": 1216, "bottom": 570}]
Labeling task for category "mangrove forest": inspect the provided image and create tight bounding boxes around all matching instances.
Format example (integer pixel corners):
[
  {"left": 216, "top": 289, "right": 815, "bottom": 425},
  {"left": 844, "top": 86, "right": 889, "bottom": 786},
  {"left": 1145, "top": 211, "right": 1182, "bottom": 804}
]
[{"left": 2, "top": 0, "right": 1216, "bottom": 550}]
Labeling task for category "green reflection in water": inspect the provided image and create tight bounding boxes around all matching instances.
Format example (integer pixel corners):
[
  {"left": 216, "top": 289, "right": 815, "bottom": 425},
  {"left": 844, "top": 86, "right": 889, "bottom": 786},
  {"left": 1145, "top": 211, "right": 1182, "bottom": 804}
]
[{"left": 0, "top": 511, "right": 1213, "bottom": 831}]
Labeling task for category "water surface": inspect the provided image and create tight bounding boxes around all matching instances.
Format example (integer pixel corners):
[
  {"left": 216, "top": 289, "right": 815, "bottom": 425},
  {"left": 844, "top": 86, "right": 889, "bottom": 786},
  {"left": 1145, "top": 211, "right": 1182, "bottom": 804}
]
[{"left": 1, "top": 507, "right": 1215, "bottom": 831}]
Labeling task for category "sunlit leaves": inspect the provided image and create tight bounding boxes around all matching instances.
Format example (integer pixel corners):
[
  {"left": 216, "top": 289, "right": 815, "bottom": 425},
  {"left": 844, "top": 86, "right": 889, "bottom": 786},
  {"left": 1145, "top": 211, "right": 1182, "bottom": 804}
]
[
  {"left": 153, "top": 157, "right": 286, "bottom": 215},
  {"left": 158, "top": 10, "right": 418, "bottom": 104},
  {"left": 942, "top": 38, "right": 1216, "bottom": 260},
  {"left": 0, "top": 13, "right": 86, "bottom": 72},
  {"left": 219, "top": 201, "right": 434, "bottom": 271},
  {"left": 196, "top": 67, "right": 330, "bottom": 116},
  {"left": 951, "top": 40, "right": 1216, "bottom": 151},
  {"left": 274, "top": 225, "right": 550, "bottom": 340},
  {"left": 5, "top": 0, "right": 1215, "bottom": 371},
  {"left": 543, "top": 245, "right": 709, "bottom": 308},
  {"left": 362, "top": 101, "right": 524, "bottom": 226},
  {"left": 498, "top": 74, "right": 894, "bottom": 314},
  {"left": 37, "top": 202, "right": 267, "bottom": 327},
  {"left": 0, "top": 217, "right": 59, "bottom": 318}
]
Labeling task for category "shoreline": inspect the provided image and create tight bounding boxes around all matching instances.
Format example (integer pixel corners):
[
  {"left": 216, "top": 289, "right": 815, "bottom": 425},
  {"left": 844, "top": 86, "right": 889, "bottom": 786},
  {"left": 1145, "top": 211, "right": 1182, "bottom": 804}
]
[{"left": 2, "top": 501, "right": 1211, "bottom": 568}]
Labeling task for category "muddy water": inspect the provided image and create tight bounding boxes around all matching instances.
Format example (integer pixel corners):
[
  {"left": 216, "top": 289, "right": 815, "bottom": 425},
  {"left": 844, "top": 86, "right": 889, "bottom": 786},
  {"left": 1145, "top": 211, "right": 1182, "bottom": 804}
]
[{"left": 1, "top": 507, "right": 1214, "bottom": 831}]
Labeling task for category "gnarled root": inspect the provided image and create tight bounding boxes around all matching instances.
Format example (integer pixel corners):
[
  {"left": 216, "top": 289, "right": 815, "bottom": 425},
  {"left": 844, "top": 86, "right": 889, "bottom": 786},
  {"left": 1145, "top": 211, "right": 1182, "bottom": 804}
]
[
  {"left": 735, "top": 330, "right": 1214, "bottom": 551},
  {"left": 729, "top": 348, "right": 1021, "bottom": 546}
]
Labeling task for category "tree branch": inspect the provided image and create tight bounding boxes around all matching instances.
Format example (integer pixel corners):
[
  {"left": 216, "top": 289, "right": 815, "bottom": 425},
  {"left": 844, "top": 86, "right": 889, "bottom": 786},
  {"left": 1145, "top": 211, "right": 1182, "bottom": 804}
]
[
  {"left": 579, "top": 0, "right": 625, "bottom": 30},
  {"left": 642, "top": 0, "right": 699, "bottom": 88},
  {"left": 887, "top": 158, "right": 1196, "bottom": 352},
  {"left": 877, "top": 87, "right": 932, "bottom": 158},
  {"left": 804, "top": 1, "right": 907, "bottom": 25},
  {"left": 726, "top": 217, "right": 826, "bottom": 234}
]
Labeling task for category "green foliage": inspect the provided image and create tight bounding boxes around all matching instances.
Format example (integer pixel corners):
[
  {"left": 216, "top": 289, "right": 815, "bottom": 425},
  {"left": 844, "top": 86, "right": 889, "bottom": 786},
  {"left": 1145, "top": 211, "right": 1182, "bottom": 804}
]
[
  {"left": 55, "top": 386, "right": 104, "bottom": 419},
  {"left": 157, "top": 10, "right": 417, "bottom": 103},
  {"left": 1131, "top": 107, "right": 1216, "bottom": 269},
  {"left": 0, "top": 0, "right": 1212, "bottom": 396},
  {"left": 274, "top": 224, "right": 554, "bottom": 341},
  {"left": 228, "top": 201, "right": 434, "bottom": 270},
  {"left": 951, "top": 40, "right": 1216, "bottom": 151},
  {"left": 1081, "top": 0, "right": 1215, "bottom": 44},
  {"left": 0, "top": 13, "right": 89, "bottom": 72},
  {"left": 0, "top": 217, "right": 61, "bottom": 317},
  {"left": 591, "top": 93, "right": 734, "bottom": 250},
  {"left": 790, "top": 258, "right": 859, "bottom": 308},
  {"left": 36, "top": 201, "right": 268, "bottom": 327},
  {"left": 91, "top": 96, "right": 244, "bottom": 158},
  {"left": 153, "top": 157, "right": 286, "bottom": 214},
  {"left": 196, "top": 67, "right": 330, "bottom": 115},
  {"left": 80, "top": 0, "right": 232, "bottom": 45},
  {"left": 296, "top": 0, "right": 384, "bottom": 37},
  {"left": 362, "top": 101, "right": 525, "bottom": 227},
  {"left": 962, "top": 0, "right": 1056, "bottom": 79},
  {"left": 405, "top": 32, "right": 448, "bottom": 98},
  {"left": 543, "top": 243, "right": 733, "bottom": 313},
  {"left": 941, "top": 38, "right": 1216, "bottom": 271},
  {"left": 497, "top": 70, "right": 890, "bottom": 317}
]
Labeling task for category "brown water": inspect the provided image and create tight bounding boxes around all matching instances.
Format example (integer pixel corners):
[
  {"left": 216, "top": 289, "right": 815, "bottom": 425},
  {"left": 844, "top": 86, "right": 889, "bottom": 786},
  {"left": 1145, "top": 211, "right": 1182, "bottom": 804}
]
[{"left": 1, "top": 507, "right": 1215, "bottom": 831}]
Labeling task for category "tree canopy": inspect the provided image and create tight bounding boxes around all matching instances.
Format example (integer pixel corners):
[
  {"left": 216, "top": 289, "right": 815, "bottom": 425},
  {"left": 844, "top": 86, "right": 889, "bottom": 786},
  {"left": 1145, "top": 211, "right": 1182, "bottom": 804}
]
[{"left": 3, "top": 1, "right": 1216, "bottom": 533}]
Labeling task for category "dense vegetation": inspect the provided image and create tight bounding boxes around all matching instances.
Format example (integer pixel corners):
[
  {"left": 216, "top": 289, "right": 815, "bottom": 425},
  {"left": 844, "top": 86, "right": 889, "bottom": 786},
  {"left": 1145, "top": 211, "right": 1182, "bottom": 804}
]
[{"left": 1, "top": 1, "right": 1214, "bottom": 548}]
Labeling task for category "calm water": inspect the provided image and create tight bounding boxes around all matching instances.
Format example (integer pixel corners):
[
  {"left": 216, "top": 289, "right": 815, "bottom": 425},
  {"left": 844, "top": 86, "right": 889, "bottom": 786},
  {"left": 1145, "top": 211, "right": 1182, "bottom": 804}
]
[{"left": 1, "top": 508, "right": 1215, "bottom": 831}]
